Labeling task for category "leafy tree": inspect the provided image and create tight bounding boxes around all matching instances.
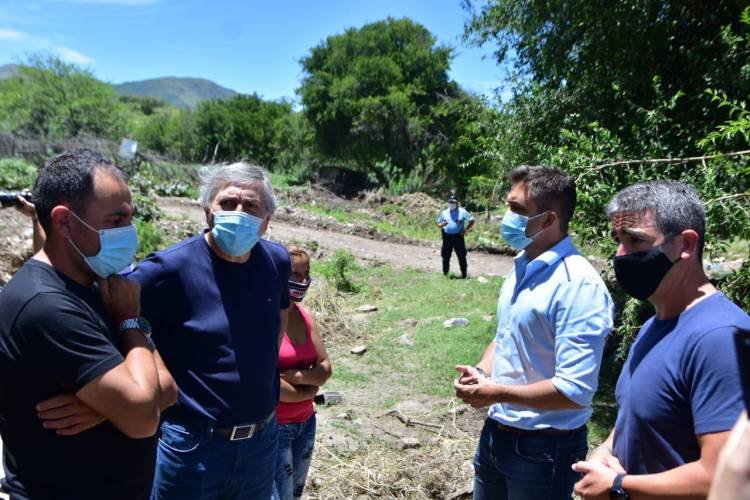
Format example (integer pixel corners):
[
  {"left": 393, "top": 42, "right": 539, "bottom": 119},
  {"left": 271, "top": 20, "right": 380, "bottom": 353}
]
[
  {"left": 133, "top": 94, "right": 301, "bottom": 169},
  {"left": 464, "top": 0, "right": 750, "bottom": 157},
  {"left": 192, "top": 94, "right": 296, "bottom": 167},
  {"left": 0, "top": 55, "right": 125, "bottom": 140},
  {"left": 298, "top": 17, "right": 455, "bottom": 179}
]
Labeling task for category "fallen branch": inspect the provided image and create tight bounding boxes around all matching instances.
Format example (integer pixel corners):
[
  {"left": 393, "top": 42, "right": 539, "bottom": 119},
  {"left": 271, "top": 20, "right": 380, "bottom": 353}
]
[
  {"left": 382, "top": 408, "right": 444, "bottom": 431},
  {"left": 575, "top": 149, "right": 750, "bottom": 182},
  {"left": 706, "top": 192, "right": 750, "bottom": 205}
]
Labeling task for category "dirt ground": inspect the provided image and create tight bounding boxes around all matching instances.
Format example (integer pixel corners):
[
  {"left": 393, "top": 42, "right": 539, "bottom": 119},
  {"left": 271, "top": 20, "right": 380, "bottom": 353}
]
[
  {"left": 0, "top": 196, "right": 510, "bottom": 499},
  {"left": 158, "top": 197, "right": 515, "bottom": 278}
]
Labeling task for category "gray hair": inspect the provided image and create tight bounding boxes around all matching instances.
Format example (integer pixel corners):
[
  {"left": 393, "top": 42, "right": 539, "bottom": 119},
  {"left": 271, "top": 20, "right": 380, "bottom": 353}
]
[
  {"left": 199, "top": 161, "right": 277, "bottom": 215},
  {"left": 606, "top": 180, "right": 705, "bottom": 252}
]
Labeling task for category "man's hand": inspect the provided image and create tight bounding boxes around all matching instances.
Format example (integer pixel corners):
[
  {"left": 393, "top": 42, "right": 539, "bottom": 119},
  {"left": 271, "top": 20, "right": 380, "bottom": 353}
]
[
  {"left": 98, "top": 275, "right": 141, "bottom": 321},
  {"left": 15, "top": 196, "right": 36, "bottom": 218},
  {"left": 454, "top": 365, "right": 486, "bottom": 385},
  {"left": 572, "top": 459, "right": 619, "bottom": 499},
  {"left": 37, "top": 393, "right": 106, "bottom": 436},
  {"left": 587, "top": 444, "right": 626, "bottom": 474},
  {"left": 454, "top": 372, "right": 499, "bottom": 408}
]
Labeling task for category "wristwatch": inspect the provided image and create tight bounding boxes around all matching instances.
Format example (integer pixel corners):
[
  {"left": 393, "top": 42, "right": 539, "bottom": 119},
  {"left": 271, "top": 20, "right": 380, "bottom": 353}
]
[
  {"left": 118, "top": 317, "right": 152, "bottom": 336},
  {"left": 118, "top": 317, "right": 156, "bottom": 351},
  {"left": 610, "top": 473, "right": 629, "bottom": 499}
]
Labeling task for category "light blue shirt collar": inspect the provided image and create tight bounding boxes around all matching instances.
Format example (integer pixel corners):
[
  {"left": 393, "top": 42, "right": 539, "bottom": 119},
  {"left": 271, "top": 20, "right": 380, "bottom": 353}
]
[{"left": 513, "top": 236, "right": 576, "bottom": 290}]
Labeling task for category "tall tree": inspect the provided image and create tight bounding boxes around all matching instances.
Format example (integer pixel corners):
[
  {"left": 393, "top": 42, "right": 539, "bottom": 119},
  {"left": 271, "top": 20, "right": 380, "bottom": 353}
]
[
  {"left": 464, "top": 0, "right": 750, "bottom": 156},
  {"left": 0, "top": 55, "right": 125, "bottom": 140},
  {"left": 298, "top": 17, "right": 456, "bottom": 178}
]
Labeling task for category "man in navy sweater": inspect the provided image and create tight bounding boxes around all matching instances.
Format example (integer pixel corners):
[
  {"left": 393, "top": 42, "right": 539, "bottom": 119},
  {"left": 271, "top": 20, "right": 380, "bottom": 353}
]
[{"left": 131, "top": 162, "right": 291, "bottom": 499}]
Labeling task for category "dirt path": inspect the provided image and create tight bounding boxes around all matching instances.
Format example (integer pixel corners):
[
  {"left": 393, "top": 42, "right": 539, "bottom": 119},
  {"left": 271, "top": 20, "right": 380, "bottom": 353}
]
[{"left": 160, "top": 198, "right": 515, "bottom": 277}]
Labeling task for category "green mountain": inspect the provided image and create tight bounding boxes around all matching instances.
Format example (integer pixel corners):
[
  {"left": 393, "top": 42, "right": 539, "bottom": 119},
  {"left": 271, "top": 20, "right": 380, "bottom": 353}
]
[
  {"left": 0, "top": 64, "right": 20, "bottom": 79},
  {"left": 113, "top": 77, "right": 238, "bottom": 108}
]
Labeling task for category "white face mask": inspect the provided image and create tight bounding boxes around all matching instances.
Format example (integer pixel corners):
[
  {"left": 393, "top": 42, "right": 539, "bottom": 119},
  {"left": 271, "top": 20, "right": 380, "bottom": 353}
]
[{"left": 448, "top": 202, "right": 457, "bottom": 210}]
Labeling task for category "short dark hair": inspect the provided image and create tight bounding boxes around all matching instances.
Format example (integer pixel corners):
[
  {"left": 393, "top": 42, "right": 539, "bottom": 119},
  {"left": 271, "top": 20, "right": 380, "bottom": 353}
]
[
  {"left": 33, "top": 149, "right": 122, "bottom": 233},
  {"left": 606, "top": 180, "right": 706, "bottom": 259},
  {"left": 508, "top": 165, "right": 576, "bottom": 233}
]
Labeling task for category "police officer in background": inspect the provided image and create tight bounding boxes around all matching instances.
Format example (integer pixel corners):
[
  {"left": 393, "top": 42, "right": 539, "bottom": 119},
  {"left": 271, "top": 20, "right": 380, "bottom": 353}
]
[{"left": 436, "top": 194, "right": 475, "bottom": 279}]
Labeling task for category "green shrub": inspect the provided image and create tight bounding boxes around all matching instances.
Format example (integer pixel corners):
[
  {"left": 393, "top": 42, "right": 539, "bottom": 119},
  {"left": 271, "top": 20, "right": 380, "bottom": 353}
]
[
  {"left": 0, "top": 158, "right": 37, "bottom": 189},
  {"left": 320, "top": 249, "right": 362, "bottom": 294},
  {"left": 135, "top": 219, "right": 163, "bottom": 261},
  {"left": 716, "top": 261, "right": 750, "bottom": 313}
]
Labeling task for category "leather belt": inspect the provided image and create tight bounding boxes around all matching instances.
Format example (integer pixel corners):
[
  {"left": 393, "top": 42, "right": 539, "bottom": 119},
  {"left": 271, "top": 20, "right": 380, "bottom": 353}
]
[
  {"left": 213, "top": 412, "right": 275, "bottom": 441},
  {"left": 496, "top": 422, "right": 586, "bottom": 436}
]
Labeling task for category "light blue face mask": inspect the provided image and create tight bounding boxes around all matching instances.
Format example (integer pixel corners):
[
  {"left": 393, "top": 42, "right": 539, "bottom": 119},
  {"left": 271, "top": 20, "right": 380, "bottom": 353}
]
[
  {"left": 500, "top": 210, "right": 548, "bottom": 250},
  {"left": 211, "top": 211, "right": 263, "bottom": 256},
  {"left": 68, "top": 211, "right": 138, "bottom": 278}
]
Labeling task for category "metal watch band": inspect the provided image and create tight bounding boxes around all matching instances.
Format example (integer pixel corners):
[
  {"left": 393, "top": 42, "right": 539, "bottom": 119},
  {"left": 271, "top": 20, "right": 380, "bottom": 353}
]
[{"left": 119, "top": 317, "right": 141, "bottom": 333}]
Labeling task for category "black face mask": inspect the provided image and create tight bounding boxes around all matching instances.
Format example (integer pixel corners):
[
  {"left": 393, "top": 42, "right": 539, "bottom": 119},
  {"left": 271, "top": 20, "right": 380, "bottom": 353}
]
[{"left": 613, "top": 246, "right": 676, "bottom": 301}]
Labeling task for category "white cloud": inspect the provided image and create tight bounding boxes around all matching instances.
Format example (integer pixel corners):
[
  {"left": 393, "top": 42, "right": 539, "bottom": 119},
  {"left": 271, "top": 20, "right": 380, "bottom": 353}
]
[
  {"left": 0, "top": 29, "right": 25, "bottom": 41},
  {"left": 54, "top": 46, "right": 94, "bottom": 65},
  {"left": 0, "top": 27, "right": 94, "bottom": 65}
]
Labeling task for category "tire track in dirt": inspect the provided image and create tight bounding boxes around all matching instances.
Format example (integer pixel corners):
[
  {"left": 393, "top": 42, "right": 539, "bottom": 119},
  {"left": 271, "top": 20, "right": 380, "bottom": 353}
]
[{"left": 159, "top": 197, "right": 514, "bottom": 277}]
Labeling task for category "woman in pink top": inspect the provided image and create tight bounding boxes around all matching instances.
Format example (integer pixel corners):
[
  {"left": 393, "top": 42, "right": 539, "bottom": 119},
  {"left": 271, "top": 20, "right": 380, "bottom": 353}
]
[{"left": 272, "top": 246, "right": 332, "bottom": 500}]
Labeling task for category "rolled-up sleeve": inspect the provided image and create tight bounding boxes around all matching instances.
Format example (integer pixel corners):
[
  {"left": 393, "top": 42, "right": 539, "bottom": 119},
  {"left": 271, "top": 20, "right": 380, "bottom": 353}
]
[{"left": 549, "top": 279, "right": 613, "bottom": 406}]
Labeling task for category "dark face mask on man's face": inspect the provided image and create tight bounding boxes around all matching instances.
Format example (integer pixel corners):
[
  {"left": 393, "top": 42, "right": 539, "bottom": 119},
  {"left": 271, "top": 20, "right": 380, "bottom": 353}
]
[{"left": 613, "top": 244, "right": 677, "bottom": 301}]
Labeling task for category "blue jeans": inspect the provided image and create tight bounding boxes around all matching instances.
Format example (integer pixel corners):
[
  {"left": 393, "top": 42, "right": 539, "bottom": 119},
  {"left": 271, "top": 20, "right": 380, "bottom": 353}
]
[
  {"left": 473, "top": 418, "right": 588, "bottom": 500},
  {"left": 272, "top": 415, "right": 316, "bottom": 500},
  {"left": 151, "top": 415, "right": 278, "bottom": 500}
]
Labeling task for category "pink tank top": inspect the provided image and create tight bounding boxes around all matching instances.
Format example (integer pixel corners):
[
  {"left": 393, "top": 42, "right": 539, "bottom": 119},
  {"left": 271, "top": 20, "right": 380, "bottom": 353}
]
[{"left": 277, "top": 303, "right": 317, "bottom": 424}]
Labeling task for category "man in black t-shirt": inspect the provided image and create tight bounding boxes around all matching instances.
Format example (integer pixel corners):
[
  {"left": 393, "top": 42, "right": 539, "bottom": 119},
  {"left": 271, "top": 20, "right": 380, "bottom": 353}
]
[{"left": 0, "top": 149, "right": 177, "bottom": 499}]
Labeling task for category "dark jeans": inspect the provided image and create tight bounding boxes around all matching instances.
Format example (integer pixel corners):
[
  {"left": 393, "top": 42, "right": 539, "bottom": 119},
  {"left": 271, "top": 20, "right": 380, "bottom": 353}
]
[
  {"left": 441, "top": 232, "right": 467, "bottom": 277},
  {"left": 272, "top": 414, "right": 316, "bottom": 500},
  {"left": 150, "top": 415, "right": 278, "bottom": 500},
  {"left": 473, "top": 419, "right": 588, "bottom": 500}
]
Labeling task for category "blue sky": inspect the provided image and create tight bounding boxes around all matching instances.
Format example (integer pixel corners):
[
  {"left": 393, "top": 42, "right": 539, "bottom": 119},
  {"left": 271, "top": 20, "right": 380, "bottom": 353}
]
[{"left": 0, "top": 0, "right": 505, "bottom": 102}]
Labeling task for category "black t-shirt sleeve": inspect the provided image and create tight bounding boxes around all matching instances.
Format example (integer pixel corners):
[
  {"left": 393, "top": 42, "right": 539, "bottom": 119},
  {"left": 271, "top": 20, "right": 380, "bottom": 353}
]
[{"left": 20, "top": 293, "right": 124, "bottom": 393}]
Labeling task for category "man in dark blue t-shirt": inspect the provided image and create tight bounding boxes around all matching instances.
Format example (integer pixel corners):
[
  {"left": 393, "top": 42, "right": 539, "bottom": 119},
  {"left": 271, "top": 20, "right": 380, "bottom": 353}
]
[
  {"left": 573, "top": 180, "right": 750, "bottom": 499},
  {"left": 129, "top": 162, "right": 291, "bottom": 499}
]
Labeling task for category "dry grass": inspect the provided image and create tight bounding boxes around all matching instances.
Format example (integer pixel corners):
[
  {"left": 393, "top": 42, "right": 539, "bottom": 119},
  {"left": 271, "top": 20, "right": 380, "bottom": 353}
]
[
  {"left": 306, "top": 400, "right": 480, "bottom": 499},
  {"left": 303, "top": 279, "right": 366, "bottom": 345}
]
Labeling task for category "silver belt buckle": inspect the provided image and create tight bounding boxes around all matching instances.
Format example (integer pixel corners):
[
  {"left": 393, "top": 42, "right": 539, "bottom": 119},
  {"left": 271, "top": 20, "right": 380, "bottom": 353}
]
[{"left": 229, "top": 424, "right": 256, "bottom": 441}]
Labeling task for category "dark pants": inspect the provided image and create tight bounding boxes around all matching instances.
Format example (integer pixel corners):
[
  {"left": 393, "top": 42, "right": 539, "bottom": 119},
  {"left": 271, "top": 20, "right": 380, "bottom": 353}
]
[
  {"left": 473, "top": 419, "right": 588, "bottom": 500},
  {"left": 441, "top": 232, "right": 468, "bottom": 277}
]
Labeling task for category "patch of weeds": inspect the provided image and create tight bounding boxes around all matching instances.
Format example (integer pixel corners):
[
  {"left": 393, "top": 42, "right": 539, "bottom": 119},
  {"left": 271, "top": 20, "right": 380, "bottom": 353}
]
[
  {"left": 0, "top": 158, "right": 37, "bottom": 189},
  {"left": 135, "top": 219, "right": 163, "bottom": 261},
  {"left": 319, "top": 249, "right": 362, "bottom": 293}
]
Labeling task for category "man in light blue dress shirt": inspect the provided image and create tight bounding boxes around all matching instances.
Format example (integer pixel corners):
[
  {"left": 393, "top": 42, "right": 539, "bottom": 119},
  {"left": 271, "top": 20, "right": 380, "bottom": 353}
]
[{"left": 454, "top": 165, "right": 613, "bottom": 500}]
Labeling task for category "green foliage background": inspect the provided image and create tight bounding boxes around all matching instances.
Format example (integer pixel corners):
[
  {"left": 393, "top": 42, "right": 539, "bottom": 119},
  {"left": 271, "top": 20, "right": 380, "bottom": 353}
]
[{"left": 0, "top": 4, "right": 746, "bottom": 347}]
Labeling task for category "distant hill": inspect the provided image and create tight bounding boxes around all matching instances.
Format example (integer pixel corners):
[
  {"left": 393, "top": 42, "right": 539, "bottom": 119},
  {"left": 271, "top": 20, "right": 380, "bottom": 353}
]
[
  {"left": 0, "top": 64, "right": 20, "bottom": 79},
  {"left": 114, "top": 77, "right": 239, "bottom": 108}
]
